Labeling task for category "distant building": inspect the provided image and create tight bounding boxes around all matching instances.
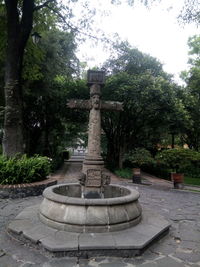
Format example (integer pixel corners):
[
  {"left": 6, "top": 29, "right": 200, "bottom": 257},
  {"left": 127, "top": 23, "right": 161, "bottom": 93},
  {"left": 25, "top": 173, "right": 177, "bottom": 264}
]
[{"left": 67, "top": 138, "right": 87, "bottom": 155}]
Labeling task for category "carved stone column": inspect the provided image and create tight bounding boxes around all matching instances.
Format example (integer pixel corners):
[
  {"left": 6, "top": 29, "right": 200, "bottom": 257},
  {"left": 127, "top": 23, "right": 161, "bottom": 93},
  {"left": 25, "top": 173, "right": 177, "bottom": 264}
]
[
  {"left": 67, "top": 70, "right": 122, "bottom": 197},
  {"left": 82, "top": 84, "right": 104, "bottom": 176}
]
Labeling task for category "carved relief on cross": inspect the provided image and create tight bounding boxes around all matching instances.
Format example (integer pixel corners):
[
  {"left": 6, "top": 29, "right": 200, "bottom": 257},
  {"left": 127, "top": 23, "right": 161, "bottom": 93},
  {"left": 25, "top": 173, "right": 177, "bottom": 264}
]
[
  {"left": 67, "top": 70, "right": 123, "bottom": 192},
  {"left": 67, "top": 85, "right": 123, "bottom": 159}
]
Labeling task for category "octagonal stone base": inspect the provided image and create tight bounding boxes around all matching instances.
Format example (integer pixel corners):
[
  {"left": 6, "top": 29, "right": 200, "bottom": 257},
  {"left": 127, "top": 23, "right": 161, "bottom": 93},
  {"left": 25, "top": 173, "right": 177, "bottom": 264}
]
[{"left": 7, "top": 205, "right": 170, "bottom": 257}]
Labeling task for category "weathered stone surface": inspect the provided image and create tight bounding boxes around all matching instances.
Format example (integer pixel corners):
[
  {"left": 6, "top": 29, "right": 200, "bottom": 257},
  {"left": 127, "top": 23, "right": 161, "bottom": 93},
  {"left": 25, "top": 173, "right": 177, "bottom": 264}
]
[
  {"left": 85, "top": 169, "right": 102, "bottom": 187},
  {"left": 15, "top": 204, "right": 39, "bottom": 221},
  {"left": 40, "top": 231, "right": 79, "bottom": 252},
  {"left": 67, "top": 99, "right": 91, "bottom": 110},
  {"left": 107, "top": 205, "right": 129, "bottom": 224},
  {"left": 85, "top": 206, "right": 108, "bottom": 225},
  {"left": 79, "top": 232, "right": 115, "bottom": 250},
  {"left": 8, "top": 219, "right": 37, "bottom": 234},
  {"left": 39, "top": 184, "right": 142, "bottom": 233},
  {"left": 23, "top": 224, "right": 57, "bottom": 243},
  {"left": 67, "top": 75, "right": 122, "bottom": 192},
  {"left": 8, "top": 205, "right": 169, "bottom": 255},
  {"left": 41, "top": 258, "right": 77, "bottom": 267}
]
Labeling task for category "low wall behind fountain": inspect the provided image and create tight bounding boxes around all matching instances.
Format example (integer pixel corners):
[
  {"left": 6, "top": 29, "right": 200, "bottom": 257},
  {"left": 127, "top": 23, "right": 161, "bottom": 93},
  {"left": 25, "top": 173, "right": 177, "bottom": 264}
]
[{"left": 39, "top": 183, "right": 142, "bottom": 233}]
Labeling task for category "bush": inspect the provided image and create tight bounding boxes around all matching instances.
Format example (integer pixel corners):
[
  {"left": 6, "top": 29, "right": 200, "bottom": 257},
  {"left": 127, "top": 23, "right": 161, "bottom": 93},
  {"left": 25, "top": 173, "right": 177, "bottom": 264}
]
[
  {"left": 124, "top": 148, "right": 155, "bottom": 168},
  {"left": 155, "top": 148, "right": 200, "bottom": 173},
  {"left": 114, "top": 168, "right": 132, "bottom": 179},
  {"left": 0, "top": 155, "right": 51, "bottom": 185},
  {"left": 142, "top": 165, "right": 171, "bottom": 180}
]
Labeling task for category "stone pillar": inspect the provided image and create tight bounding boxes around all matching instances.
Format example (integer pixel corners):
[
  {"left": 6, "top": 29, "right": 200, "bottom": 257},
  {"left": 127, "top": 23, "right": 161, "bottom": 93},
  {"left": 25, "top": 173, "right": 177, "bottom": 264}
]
[{"left": 82, "top": 84, "right": 104, "bottom": 175}]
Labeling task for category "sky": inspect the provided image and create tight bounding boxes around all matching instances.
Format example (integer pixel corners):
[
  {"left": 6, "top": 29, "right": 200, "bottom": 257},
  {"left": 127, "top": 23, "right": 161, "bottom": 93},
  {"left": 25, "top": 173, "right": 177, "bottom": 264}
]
[{"left": 74, "top": 0, "right": 199, "bottom": 84}]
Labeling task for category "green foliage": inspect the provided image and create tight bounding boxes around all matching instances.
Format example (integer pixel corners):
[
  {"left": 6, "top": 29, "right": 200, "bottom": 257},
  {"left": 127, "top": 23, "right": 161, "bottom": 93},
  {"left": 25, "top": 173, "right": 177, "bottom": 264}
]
[
  {"left": 0, "top": 155, "right": 51, "bottom": 185},
  {"left": 179, "top": 35, "right": 200, "bottom": 151},
  {"left": 143, "top": 164, "right": 171, "bottom": 180},
  {"left": 51, "top": 153, "right": 64, "bottom": 171},
  {"left": 114, "top": 168, "right": 132, "bottom": 179},
  {"left": 101, "top": 42, "right": 181, "bottom": 168},
  {"left": 125, "top": 148, "right": 155, "bottom": 168},
  {"left": 21, "top": 28, "right": 88, "bottom": 162},
  {"left": 184, "top": 176, "right": 200, "bottom": 186},
  {"left": 23, "top": 78, "right": 88, "bottom": 158},
  {"left": 155, "top": 148, "right": 200, "bottom": 173}
]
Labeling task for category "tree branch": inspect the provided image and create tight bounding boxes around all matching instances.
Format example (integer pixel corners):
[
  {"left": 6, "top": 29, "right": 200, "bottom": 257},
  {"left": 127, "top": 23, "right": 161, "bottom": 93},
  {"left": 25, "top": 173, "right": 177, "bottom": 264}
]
[
  {"left": 34, "top": 0, "right": 56, "bottom": 11},
  {"left": 43, "top": 4, "right": 100, "bottom": 40},
  {"left": 35, "top": 0, "right": 109, "bottom": 42},
  {"left": 19, "top": 0, "right": 34, "bottom": 46}
]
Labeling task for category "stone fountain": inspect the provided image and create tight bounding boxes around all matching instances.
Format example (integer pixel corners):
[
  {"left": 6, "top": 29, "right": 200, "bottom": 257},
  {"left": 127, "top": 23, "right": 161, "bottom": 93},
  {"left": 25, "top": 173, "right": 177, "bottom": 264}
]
[
  {"left": 8, "top": 70, "right": 170, "bottom": 257},
  {"left": 39, "top": 70, "right": 142, "bottom": 233}
]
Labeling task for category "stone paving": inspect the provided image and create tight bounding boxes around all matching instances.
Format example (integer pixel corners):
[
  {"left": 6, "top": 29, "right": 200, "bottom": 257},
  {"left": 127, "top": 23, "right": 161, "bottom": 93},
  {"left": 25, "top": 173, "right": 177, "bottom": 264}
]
[{"left": 0, "top": 162, "right": 200, "bottom": 266}]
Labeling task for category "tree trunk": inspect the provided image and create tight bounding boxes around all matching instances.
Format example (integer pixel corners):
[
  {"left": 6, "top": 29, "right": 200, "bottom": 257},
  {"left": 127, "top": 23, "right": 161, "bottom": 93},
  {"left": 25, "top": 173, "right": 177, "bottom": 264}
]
[
  {"left": 171, "top": 133, "right": 175, "bottom": 149},
  {"left": 3, "top": 79, "right": 24, "bottom": 156},
  {"left": 3, "top": 0, "right": 34, "bottom": 157},
  {"left": 118, "top": 142, "right": 126, "bottom": 169},
  {"left": 106, "top": 137, "right": 120, "bottom": 169}
]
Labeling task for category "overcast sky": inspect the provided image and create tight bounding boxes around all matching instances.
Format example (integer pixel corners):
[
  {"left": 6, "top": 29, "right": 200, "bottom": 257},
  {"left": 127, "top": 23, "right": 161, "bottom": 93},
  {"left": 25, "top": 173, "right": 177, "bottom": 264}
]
[{"left": 74, "top": 0, "right": 199, "bottom": 84}]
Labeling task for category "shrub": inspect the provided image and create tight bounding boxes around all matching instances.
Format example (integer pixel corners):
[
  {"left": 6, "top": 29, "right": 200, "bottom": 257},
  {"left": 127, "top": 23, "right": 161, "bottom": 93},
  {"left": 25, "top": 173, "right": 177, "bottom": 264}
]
[
  {"left": 0, "top": 155, "right": 51, "bottom": 185},
  {"left": 155, "top": 148, "right": 200, "bottom": 173},
  {"left": 114, "top": 168, "right": 132, "bottom": 179},
  {"left": 142, "top": 165, "right": 171, "bottom": 180},
  {"left": 124, "top": 148, "right": 155, "bottom": 168}
]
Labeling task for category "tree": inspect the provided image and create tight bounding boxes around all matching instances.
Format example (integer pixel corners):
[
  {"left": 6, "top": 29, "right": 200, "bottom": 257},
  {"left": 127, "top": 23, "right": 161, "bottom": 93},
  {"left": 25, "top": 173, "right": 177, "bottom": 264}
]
[
  {"left": 178, "top": 0, "right": 200, "bottom": 25},
  {"left": 180, "top": 35, "right": 200, "bottom": 150},
  {"left": 21, "top": 28, "right": 87, "bottom": 157},
  {"left": 101, "top": 43, "right": 182, "bottom": 168},
  {"left": 1, "top": 0, "right": 159, "bottom": 157},
  {"left": 2, "top": 0, "right": 61, "bottom": 156}
]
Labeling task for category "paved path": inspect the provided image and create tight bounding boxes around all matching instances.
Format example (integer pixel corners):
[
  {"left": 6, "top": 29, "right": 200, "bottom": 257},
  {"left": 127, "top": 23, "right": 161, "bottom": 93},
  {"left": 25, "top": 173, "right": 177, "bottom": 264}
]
[{"left": 0, "top": 162, "right": 200, "bottom": 266}]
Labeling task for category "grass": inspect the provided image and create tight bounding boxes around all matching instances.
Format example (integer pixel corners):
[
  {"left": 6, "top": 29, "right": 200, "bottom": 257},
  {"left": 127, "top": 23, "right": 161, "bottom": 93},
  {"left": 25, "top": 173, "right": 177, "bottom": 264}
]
[
  {"left": 114, "top": 168, "right": 132, "bottom": 179},
  {"left": 114, "top": 168, "right": 200, "bottom": 186},
  {"left": 184, "top": 188, "right": 200, "bottom": 193},
  {"left": 115, "top": 167, "right": 200, "bottom": 186},
  {"left": 184, "top": 176, "right": 200, "bottom": 186}
]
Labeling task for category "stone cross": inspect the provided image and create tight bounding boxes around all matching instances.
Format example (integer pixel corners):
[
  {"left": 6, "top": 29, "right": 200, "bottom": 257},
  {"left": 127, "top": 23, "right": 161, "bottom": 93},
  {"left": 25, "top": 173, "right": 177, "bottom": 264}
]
[{"left": 67, "top": 70, "right": 123, "bottom": 197}]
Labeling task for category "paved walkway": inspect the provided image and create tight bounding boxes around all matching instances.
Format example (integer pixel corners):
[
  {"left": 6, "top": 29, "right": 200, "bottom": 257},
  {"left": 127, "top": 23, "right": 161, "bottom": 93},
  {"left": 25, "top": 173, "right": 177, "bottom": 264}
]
[{"left": 0, "top": 162, "right": 200, "bottom": 266}]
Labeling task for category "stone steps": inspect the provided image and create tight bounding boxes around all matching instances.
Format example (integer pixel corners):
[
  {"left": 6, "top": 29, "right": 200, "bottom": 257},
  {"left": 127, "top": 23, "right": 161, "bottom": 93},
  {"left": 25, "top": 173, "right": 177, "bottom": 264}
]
[{"left": 66, "top": 154, "right": 85, "bottom": 163}]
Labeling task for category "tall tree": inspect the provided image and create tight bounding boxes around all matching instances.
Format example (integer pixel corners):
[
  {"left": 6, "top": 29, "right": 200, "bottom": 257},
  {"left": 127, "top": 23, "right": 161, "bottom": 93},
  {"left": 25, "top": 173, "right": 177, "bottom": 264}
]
[
  {"left": 1, "top": 0, "right": 155, "bottom": 157},
  {"left": 2, "top": 0, "right": 59, "bottom": 156},
  {"left": 102, "top": 43, "right": 181, "bottom": 168},
  {"left": 180, "top": 35, "right": 200, "bottom": 150},
  {"left": 23, "top": 29, "right": 81, "bottom": 156}
]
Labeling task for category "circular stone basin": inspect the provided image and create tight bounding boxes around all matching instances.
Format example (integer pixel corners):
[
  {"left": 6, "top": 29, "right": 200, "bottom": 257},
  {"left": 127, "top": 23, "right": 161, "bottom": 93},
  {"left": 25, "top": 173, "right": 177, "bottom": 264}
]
[{"left": 39, "top": 183, "right": 142, "bottom": 233}]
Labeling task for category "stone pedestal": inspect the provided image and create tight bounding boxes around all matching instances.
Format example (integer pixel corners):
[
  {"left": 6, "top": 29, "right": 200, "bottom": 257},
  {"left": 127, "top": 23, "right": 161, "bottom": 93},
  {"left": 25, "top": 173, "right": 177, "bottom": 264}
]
[
  {"left": 132, "top": 168, "right": 142, "bottom": 184},
  {"left": 81, "top": 85, "right": 105, "bottom": 195},
  {"left": 82, "top": 157, "right": 104, "bottom": 174},
  {"left": 171, "top": 173, "right": 184, "bottom": 189}
]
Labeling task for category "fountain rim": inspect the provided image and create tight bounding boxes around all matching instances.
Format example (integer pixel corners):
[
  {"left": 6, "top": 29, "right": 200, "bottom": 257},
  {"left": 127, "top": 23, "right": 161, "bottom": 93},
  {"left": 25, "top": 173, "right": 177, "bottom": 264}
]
[{"left": 42, "top": 183, "right": 140, "bottom": 206}]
